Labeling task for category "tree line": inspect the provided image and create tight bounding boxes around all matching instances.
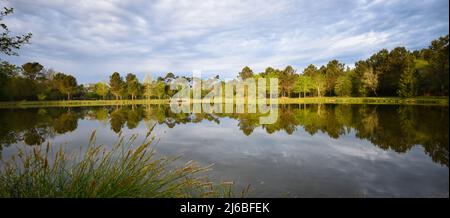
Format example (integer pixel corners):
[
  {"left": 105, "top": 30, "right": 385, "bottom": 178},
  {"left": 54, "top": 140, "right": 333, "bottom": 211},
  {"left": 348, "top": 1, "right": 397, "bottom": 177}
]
[
  {"left": 1, "top": 34, "right": 447, "bottom": 101},
  {"left": 239, "top": 34, "right": 448, "bottom": 98},
  {"left": 1, "top": 6, "right": 448, "bottom": 101}
]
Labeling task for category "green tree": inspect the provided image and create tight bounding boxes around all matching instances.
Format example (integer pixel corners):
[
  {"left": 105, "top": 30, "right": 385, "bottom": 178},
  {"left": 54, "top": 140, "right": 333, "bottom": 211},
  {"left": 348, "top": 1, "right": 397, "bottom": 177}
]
[
  {"left": 153, "top": 81, "right": 166, "bottom": 99},
  {"left": 262, "top": 67, "right": 281, "bottom": 97},
  {"left": 312, "top": 73, "right": 326, "bottom": 97},
  {"left": 163, "top": 72, "right": 177, "bottom": 97},
  {"left": 378, "top": 47, "right": 414, "bottom": 96},
  {"left": 164, "top": 72, "right": 176, "bottom": 83},
  {"left": 366, "top": 49, "right": 389, "bottom": 95},
  {"left": 53, "top": 73, "right": 77, "bottom": 100},
  {"left": 361, "top": 67, "right": 379, "bottom": 96},
  {"left": 279, "top": 65, "right": 297, "bottom": 97},
  {"left": 239, "top": 66, "right": 254, "bottom": 80},
  {"left": 126, "top": 73, "right": 140, "bottom": 100},
  {"left": 35, "top": 80, "right": 51, "bottom": 101},
  {"left": 95, "top": 82, "right": 109, "bottom": 99},
  {"left": 397, "top": 64, "right": 417, "bottom": 98},
  {"left": 425, "top": 35, "right": 449, "bottom": 96},
  {"left": 8, "top": 76, "right": 36, "bottom": 100},
  {"left": 143, "top": 74, "right": 153, "bottom": 100},
  {"left": 352, "top": 61, "right": 369, "bottom": 97},
  {"left": 334, "top": 74, "right": 353, "bottom": 97},
  {"left": 21, "top": 62, "right": 43, "bottom": 80},
  {"left": 303, "top": 64, "right": 318, "bottom": 77},
  {"left": 0, "top": 61, "right": 20, "bottom": 100},
  {"left": 0, "top": 7, "right": 32, "bottom": 56},
  {"left": 109, "top": 72, "right": 125, "bottom": 100},
  {"left": 294, "top": 75, "right": 314, "bottom": 98},
  {"left": 324, "top": 60, "right": 345, "bottom": 96}
]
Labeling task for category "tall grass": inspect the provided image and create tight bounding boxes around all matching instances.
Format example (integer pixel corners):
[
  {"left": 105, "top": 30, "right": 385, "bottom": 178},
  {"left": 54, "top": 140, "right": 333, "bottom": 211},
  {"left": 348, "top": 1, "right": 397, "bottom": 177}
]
[{"left": 0, "top": 130, "right": 248, "bottom": 198}]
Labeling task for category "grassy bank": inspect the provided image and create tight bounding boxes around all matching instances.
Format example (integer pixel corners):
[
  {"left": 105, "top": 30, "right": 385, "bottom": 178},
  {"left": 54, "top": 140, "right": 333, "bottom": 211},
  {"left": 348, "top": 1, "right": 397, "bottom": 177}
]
[
  {"left": 0, "top": 131, "right": 246, "bottom": 198},
  {"left": 278, "top": 97, "right": 449, "bottom": 105},
  {"left": 0, "top": 99, "right": 170, "bottom": 109},
  {"left": 0, "top": 97, "right": 447, "bottom": 108}
]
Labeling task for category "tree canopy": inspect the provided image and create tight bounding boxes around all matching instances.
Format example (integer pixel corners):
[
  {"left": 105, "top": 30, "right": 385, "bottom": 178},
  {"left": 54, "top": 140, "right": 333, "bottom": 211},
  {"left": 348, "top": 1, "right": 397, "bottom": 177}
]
[{"left": 1, "top": 7, "right": 32, "bottom": 56}]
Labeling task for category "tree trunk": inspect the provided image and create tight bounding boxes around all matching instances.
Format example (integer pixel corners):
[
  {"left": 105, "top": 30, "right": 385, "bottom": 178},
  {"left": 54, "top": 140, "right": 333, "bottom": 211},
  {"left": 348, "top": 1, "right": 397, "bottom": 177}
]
[{"left": 67, "top": 93, "right": 70, "bottom": 100}]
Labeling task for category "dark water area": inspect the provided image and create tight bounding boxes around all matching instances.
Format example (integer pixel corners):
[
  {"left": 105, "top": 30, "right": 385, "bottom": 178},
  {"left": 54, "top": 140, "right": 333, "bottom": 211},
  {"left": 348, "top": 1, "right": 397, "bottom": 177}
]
[{"left": 0, "top": 104, "right": 448, "bottom": 197}]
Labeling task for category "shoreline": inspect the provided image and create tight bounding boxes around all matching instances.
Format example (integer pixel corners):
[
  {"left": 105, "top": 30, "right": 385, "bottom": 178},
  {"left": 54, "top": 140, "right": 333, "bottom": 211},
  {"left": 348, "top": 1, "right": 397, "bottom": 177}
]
[{"left": 0, "top": 97, "right": 448, "bottom": 109}]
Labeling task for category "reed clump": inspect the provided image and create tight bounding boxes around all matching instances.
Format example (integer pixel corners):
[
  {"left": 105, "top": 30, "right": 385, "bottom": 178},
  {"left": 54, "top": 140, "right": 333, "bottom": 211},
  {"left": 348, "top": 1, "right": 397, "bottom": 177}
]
[{"left": 0, "top": 130, "right": 247, "bottom": 198}]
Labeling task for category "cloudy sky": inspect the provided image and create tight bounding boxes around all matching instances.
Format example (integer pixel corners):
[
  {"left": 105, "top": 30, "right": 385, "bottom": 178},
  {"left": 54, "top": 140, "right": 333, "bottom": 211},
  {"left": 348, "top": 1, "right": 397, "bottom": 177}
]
[{"left": 2, "top": 0, "right": 449, "bottom": 83}]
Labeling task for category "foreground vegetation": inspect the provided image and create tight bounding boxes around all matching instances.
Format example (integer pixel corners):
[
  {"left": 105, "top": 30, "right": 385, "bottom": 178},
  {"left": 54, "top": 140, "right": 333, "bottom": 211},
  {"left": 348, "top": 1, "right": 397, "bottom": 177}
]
[{"left": 0, "top": 131, "right": 246, "bottom": 198}]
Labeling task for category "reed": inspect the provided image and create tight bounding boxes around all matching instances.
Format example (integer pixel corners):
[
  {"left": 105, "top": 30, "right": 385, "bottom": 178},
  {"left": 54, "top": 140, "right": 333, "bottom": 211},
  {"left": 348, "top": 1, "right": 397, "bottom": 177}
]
[{"left": 0, "top": 130, "right": 248, "bottom": 198}]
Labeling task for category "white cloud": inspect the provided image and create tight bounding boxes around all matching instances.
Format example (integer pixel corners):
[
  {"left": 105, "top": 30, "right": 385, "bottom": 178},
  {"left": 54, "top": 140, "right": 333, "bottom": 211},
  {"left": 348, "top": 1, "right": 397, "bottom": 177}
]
[{"left": 2, "top": 0, "right": 448, "bottom": 83}]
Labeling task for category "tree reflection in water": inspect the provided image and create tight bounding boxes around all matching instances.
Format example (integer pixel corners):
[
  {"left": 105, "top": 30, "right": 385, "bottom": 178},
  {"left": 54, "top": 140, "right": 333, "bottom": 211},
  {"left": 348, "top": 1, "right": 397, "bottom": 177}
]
[{"left": 0, "top": 104, "right": 448, "bottom": 166}]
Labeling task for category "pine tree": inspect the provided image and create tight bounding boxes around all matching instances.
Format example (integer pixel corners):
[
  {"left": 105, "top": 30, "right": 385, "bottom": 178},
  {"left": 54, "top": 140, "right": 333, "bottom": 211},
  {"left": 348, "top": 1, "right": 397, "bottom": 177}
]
[{"left": 397, "top": 65, "right": 416, "bottom": 98}]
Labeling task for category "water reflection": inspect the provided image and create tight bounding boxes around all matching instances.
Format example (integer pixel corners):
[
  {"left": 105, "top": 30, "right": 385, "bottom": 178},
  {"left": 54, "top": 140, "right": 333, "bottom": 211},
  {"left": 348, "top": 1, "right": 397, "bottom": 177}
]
[{"left": 0, "top": 104, "right": 448, "bottom": 167}]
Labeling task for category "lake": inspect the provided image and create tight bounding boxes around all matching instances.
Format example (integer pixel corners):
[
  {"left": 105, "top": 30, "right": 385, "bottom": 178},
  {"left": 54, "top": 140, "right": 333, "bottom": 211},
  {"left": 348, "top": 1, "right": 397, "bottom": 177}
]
[{"left": 0, "top": 104, "right": 448, "bottom": 197}]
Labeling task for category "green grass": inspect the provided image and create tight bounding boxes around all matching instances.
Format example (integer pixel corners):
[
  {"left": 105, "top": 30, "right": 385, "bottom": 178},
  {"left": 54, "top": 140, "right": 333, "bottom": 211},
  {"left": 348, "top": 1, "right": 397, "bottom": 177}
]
[
  {"left": 0, "top": 130, "right": 248, "bottom": 198},
  {"left": 0, "top": 97, "right": 447, "bottom": 108},
  {"left": 278, "top": 96, "right": 449, "bottom": 105},
  {"left": 0, "top": 99, "right": 170, "bottom": 108}
]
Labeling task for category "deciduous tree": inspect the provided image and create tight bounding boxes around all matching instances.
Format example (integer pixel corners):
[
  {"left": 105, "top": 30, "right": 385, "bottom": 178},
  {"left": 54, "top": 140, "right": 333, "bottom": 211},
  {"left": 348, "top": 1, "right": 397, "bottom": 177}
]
[
  {"left": 109, "top": 72, "right": 125, "bottom": 100},
  {"left": 335, "top": 74, "right": 353, "bottom": 97},
  {"left": 95, "top": 82, "right": 109, "bottom": 99},
  {"left": 22, "top": 62, "right": 43, "bottom": 80},
  {"left": 0, "top": 7, "right": 32, "bottom": 56},
  {"left": 294, "top": 75, "right": 314, "bottom": 98},
  {"left": 361, "top": 67, "right": 379, "bottom": 96},
  {"left": 239, "top": 66, "right": 254, "bottom": 80},
  {"left": 126, "top": 73, "right": 140, "bottom": 100},
  {"left": 280, "top": 65, "right": 297, "bottom": 97}
]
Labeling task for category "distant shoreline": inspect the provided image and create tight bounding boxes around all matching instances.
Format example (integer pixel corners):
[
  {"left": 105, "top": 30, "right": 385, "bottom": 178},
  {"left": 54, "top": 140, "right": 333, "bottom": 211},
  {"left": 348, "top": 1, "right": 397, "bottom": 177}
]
[{"left": 0, "top": 97, "right": 448, "bottom": 109}]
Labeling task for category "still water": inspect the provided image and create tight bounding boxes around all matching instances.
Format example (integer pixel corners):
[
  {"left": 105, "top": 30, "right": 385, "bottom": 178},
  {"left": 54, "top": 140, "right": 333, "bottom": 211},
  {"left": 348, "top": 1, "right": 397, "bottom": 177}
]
[{"left": 0, "top": 104, "right": 448, "bottom": 197}]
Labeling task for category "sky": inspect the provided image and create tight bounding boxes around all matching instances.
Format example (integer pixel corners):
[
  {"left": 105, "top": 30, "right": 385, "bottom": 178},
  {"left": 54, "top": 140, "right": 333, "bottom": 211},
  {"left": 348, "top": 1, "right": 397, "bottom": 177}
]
[{"left": 2, "top": 0, "right": 449, "bottom": 84}]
